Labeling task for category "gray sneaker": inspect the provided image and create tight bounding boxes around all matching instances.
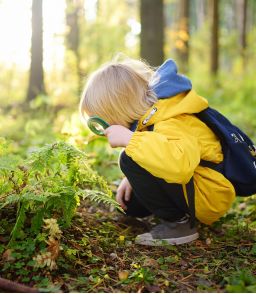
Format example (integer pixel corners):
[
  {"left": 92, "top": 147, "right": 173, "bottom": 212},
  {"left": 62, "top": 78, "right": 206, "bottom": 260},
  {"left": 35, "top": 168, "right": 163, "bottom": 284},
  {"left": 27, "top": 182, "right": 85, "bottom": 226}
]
[{"left": 135, "top": 216, "right": 199, "bottom": 246}]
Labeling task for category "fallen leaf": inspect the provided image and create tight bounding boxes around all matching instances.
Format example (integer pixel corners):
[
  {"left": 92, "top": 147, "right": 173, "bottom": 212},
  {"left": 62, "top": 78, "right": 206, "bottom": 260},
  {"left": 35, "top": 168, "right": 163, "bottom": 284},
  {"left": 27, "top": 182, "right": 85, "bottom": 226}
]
[
  {"left": 118, "top": 270, "right": 129, "bottom": 280},
  {"left": 2, "top": 249, "right": 15, "bottom": 261},
  {"left": 143, "top": 257, "right": 158, "bottom": 268}
]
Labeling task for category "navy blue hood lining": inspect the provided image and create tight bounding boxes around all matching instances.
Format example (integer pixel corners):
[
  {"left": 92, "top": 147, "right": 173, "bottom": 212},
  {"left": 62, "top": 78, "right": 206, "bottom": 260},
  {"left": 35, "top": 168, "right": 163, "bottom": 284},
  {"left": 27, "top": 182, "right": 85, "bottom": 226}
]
[{"left": 150, "top": 59, "right": 192, "bottom": 99}]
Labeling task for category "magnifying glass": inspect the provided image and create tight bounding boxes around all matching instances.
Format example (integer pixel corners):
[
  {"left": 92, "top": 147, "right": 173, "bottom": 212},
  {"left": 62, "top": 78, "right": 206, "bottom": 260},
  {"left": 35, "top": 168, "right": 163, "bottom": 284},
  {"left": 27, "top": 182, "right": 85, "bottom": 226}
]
[{"left": 87, "top": 116, "right": 110, "bottom": 136}]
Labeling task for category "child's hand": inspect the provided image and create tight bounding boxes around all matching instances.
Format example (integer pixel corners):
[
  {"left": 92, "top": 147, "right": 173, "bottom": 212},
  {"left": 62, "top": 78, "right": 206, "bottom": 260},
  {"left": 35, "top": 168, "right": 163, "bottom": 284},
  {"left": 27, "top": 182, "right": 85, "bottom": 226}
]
[
  {"left": 116, "top": 177, "right": 132, "bottom": 210},
  {"left": 104, "top": 125, "right": 133, "bottom": 148}
]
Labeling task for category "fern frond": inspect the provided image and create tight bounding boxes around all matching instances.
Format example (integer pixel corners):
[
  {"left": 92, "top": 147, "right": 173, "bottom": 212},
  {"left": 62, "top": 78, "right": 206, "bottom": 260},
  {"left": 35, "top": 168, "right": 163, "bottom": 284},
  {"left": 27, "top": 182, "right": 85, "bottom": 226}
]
[
  {"left": 9, "top": 202, "right": 26, "bottom": 246},
  {"left": 31, "top": 208, "right": 45, "bottom": 234},
  {"left": 0, "top": 194, "right": 21, "bottom": 209},
  {"left": 62, "top": 193, "right": 79, "bottom": 226},
  {"left": 79, "top": 189, "right": 123, "bottom": 212},
  {"left": 0, "top": 181, "right": 13, "bottom": 196},
  {"left": 20, "top": 192, "right": 47, "bottom": 203}
]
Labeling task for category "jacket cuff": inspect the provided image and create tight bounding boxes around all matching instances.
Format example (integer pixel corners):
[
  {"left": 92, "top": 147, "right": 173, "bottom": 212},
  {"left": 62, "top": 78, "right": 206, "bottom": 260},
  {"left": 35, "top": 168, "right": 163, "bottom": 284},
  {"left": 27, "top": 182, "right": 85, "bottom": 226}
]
[{"left": 125, "top": 132, "right": 143, "bottom": 157}]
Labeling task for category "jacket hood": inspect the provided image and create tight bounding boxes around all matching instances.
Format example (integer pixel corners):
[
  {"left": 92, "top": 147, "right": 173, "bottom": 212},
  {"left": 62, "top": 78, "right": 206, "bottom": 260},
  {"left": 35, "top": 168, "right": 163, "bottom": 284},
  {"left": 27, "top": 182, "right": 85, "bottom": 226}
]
[
  {"left": 136, "top": 59, "right": 208, "bottom": 130},
  {"left": 150, "top": 59, "right": 192, "bottom": 98}
]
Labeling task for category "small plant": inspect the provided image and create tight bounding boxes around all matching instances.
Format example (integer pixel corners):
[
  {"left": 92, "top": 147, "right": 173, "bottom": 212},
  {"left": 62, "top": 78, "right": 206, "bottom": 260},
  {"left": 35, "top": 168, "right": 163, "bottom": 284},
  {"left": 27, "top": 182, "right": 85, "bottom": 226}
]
[
  {"left": 33, "top": 218, "right": 63, "bottom": 270},
  {"left": 225, "top": 270, "right": 256, "bottom": 293},
  {"left": 0, "top": 140, "right": 120, "bottom": 246}
]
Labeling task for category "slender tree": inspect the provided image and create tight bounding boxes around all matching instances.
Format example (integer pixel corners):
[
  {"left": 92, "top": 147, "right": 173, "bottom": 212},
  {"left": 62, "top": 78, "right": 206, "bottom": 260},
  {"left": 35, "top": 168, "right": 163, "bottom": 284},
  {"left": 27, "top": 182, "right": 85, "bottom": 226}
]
[
  {"left": 210, "top": 0, "right": 219, "bottom": 75},
  {"left": 27, "top": 0, "right": 45, "bottom": 102},
  {"left": 176, "top": 0, "right": 190, "bottom": 73},
  {"left": 65, "top": 0, "right": 84, "bottom": 92},
  {"left": 140, "top": 0, "right": 164, "bottom": 66},
  {"left": 237, "top": 0, "right": 247, "bottom": 68}
]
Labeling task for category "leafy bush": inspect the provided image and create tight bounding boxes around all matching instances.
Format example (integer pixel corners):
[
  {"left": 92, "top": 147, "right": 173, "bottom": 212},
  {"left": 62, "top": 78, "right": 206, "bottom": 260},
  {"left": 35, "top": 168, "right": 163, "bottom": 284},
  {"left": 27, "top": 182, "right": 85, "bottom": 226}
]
[{"left": 0, "top": 139, "right": 120, "bottom": 246}]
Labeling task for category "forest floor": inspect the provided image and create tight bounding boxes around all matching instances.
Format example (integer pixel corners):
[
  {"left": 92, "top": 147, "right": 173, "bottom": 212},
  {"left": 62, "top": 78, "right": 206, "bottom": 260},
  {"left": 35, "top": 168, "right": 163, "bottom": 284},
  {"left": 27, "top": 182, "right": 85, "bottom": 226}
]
[
  {"left": 0, "top": 108, "right": 256, "bottom": 293},
  {"left": 0, "top": 196, "right": 256, "bottom": 293}
]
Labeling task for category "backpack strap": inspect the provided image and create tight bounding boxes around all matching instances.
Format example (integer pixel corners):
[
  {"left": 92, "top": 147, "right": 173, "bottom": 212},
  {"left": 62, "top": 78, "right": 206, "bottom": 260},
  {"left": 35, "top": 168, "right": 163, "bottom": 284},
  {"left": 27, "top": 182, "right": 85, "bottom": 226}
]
[{"left": 199, "top": 159, "right": 223, "bottom": 173}]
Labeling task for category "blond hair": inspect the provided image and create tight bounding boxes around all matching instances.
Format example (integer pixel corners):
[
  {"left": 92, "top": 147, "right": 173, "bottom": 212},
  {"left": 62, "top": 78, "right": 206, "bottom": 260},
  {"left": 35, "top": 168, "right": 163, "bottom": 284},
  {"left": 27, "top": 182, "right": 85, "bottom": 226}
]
[{"left": 79, "top": 56, "right": 158, "bottom": 128}]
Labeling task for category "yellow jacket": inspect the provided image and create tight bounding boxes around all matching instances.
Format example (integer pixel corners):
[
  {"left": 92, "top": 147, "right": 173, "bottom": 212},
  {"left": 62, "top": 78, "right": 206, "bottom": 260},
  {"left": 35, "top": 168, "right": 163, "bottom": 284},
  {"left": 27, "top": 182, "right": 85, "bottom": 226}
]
[{"left": 125, "top": 90, "right": 236, "bottom": 225}]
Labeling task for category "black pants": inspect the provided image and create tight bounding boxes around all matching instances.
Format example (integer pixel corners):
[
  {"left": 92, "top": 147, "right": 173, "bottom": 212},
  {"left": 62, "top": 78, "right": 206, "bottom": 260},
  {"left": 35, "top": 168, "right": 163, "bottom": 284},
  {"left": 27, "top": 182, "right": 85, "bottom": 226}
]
[{"left": 119, "top": 151, "right": 189, "bottom": 222}]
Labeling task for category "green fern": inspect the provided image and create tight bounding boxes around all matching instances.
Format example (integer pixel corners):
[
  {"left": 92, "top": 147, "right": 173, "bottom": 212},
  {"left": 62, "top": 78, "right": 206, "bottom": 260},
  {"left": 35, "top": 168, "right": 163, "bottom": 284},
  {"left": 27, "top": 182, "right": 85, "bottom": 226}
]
[
  {"left": 0, "top": 140, "right": 119, "bottom": 246},
  {"left": 80, "top": 189, "right": 123, "bottom": 212},
  {"left": 9, "top": 202, "right": 27, "bottom": 246},
  {"left": 31, "top": 208, "right": 45, "bottom": 233},
  {"left": 62, "top": 192, "right": 80, "bottom": 226},
  {"left": 0, "top": 194, "right": 21, "bottom": 209}
]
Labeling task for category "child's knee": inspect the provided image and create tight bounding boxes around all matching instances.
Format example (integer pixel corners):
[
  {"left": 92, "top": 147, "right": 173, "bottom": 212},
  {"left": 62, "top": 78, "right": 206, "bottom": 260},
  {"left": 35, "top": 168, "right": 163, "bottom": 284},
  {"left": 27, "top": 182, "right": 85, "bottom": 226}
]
[{"left": 119, "top": 151, "right": 136, "bottom": 174}]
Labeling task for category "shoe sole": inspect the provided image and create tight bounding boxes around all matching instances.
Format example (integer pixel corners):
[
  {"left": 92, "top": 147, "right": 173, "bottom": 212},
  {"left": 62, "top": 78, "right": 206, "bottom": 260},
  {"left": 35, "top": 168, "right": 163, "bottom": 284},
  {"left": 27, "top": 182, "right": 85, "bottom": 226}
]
[{"left": 135, "top": 232, "right": 199, "bottom": 246}]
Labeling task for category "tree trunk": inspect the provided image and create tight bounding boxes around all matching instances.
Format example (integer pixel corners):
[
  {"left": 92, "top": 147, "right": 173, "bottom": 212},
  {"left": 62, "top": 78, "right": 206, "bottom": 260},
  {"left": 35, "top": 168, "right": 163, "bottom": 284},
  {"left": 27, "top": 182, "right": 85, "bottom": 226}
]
[
  {"left": 140, "top": 0, "right": 164, "bottom": 66},
  {"left": 27, "top": 0, "right": 45, "bottom": 102},
  {"left": 237, "top": 0, "right": 247, "bottom": 68},
  {"left": 65, "top": 0, "right": 83, "bottom": 93},
  {"left": 210, "top": 0, "right": 219, "bottom": 75},
  {"left": 176, "top": 0, "right": 190, "bottom": 73}
]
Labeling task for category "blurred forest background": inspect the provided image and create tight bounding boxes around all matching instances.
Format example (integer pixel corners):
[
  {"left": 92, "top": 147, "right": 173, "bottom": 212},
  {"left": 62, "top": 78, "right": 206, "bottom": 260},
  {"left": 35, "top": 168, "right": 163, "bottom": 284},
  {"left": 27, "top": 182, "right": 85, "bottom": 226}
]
[
  {"left": 0, "top": 0, "right": 256, "bottom": 292},
  {"left": 1, "top": 0, "right": 256, "bottom": 149},
  {"left": 1, "top": 0, "right": 256, "bottom": 180}
]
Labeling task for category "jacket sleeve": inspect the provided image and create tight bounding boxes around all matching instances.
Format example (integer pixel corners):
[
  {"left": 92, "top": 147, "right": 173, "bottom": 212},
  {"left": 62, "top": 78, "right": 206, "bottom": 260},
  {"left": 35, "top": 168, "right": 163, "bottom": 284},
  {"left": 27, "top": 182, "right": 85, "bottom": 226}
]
[{"left": 125, "top": 122, "right": 201, "bottom": 184}]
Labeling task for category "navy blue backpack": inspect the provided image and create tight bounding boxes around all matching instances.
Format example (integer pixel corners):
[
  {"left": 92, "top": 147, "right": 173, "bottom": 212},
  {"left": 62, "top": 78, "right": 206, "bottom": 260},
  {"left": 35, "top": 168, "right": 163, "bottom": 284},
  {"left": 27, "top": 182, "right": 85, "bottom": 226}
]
[
  {"left": 196, "top": 107, "right": 256, "bottom": 197},
  {"left": 178, "top": 107, "right": 256, "bottom": 227}
]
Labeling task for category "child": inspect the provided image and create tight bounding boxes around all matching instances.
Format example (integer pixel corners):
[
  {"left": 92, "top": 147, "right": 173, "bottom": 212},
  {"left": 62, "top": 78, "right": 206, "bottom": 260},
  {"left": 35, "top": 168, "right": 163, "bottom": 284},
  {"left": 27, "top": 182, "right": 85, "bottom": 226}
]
[{"left": 79, "top": 56, "right": 236, "bottom": 246}]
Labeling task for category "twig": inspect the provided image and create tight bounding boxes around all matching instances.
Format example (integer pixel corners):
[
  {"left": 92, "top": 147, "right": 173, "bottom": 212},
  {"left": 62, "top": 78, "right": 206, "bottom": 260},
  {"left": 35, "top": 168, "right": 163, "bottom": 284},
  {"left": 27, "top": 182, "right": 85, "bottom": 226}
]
[
  {"left": 179, "top": 274, "right": 193, "bottom": 281},
  {"left": 0, "top": 277, "right": 39, "bottom": 293}
]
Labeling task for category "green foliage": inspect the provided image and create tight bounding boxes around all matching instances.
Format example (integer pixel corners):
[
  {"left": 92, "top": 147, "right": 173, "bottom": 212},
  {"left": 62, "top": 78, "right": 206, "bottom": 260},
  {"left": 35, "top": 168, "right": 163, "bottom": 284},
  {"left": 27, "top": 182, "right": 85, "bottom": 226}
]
[
  {"left": 225, "top": 270, "right": 256, "bottom": 293},
  {"left": 189, "top": 68, "right": 256, "bottom": 141},
  {"left": 83, "top": 136, "right": 122, "bottom": 182},
  {"left": 0, "top": 65, "right": 28, "bottom": 107},
  {"left": 128, "top": 267, "right": 155, "bottom": 284},
  {"left": 0, "top": 140, "right": 120, "bottom": 246},
  {"left": 79, "top": 189, "right": 120, "bottom": 208},
  {"left": 79, "top": 0, "right": 138, "bottom": 73}
]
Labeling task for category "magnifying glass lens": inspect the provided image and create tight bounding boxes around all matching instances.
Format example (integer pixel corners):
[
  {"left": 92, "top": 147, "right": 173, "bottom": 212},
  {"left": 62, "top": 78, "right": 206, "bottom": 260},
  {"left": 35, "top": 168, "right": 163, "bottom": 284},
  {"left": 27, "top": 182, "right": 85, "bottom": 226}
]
[
  {"left": 92, "top": 122, "right": 105, "bottom": 134},
  {"left": 87, "top": 116, "right": 110, "bottom": 136}
]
